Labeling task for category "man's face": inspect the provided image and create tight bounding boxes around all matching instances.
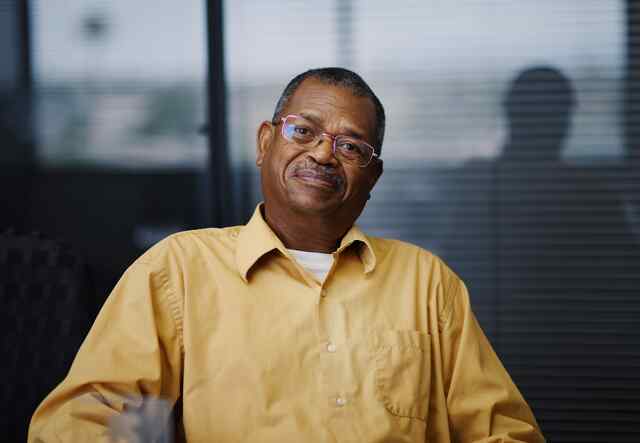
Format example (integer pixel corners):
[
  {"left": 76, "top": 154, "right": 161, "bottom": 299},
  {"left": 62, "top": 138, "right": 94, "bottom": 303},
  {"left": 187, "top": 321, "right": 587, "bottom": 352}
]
[{"left": 257, "top": 78, "right": 382, "bottom": 223}]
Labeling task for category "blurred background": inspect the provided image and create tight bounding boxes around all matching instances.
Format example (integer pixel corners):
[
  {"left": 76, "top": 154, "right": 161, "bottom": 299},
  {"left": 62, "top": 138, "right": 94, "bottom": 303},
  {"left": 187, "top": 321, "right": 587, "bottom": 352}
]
[{"left": 1, "top": 0, "right": 639, "bottom": 441}]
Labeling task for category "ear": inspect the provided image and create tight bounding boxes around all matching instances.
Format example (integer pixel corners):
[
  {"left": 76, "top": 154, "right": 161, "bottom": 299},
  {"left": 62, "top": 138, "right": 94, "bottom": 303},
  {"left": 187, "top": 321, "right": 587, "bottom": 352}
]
[{"left": 256, "top": 121, "right": 275, "bottom": 167}]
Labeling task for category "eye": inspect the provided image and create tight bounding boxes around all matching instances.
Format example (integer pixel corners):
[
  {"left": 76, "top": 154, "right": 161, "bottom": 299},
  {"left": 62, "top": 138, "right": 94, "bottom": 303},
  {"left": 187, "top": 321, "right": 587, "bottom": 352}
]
[
  {"left": 284, "top": 120, "right": 316, "bottom": 142},
  {"left": 338, "top": 141, "right": 357, "bottom": 151}
]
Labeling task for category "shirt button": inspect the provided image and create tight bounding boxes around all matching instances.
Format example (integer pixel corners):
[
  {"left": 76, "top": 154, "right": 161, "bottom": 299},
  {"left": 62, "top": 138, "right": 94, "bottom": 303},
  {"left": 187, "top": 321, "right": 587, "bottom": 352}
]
[
  {"left": 336, "top": 397, "right": 347, "bottom": 407},
  {"left": 326, "top": 342, "right": 337, "bottom": 353}
]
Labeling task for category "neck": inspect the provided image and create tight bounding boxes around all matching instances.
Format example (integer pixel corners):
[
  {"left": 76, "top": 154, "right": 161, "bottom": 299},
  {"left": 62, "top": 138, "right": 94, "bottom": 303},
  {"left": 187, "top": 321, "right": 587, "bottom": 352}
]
[{"left": 262, "top": 205, "right": 352, "bottom": 253}]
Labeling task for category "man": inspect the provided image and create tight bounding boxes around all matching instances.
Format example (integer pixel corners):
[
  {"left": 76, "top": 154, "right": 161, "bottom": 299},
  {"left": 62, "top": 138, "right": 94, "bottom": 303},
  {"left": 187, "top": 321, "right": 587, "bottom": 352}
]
[{"left": 29, "top": 68, "right": 544, "bottom": 442}]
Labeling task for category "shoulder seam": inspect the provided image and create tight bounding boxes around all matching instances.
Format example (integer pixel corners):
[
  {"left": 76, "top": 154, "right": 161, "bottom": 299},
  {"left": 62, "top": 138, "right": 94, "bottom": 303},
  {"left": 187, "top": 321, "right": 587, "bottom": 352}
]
[
  {"left": 161, "top": 266, "right": 184, "bottom": 354},
  {"left": 139, "top": 243, "right": 185, "bottom": 354},
  {"left": 436, "top": 258, "right": 460, "bottom": 329},
  {"left": 169, "top": 226, "right": 239, "bottom": 241}
]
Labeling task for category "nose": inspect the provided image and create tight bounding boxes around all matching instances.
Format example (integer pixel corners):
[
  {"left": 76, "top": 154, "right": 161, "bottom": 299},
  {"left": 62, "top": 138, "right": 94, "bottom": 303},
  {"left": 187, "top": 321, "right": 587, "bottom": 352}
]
[{"left": 307, "top": 133, "right": 338, "bottom": 165}]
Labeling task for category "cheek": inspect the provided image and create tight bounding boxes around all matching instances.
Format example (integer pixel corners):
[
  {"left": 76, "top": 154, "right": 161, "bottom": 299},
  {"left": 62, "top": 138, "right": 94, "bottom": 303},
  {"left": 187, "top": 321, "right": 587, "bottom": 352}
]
[
  {"left": 281, "top": 148, "right": 310, "bottom": 175},
  {"left": 270, "top": 148, "right": 299, "bottom": 184},
  {"left": 344, "top": 172, "right": 371, "bottom": 197},
  {"left": 261, "top": 153, "right": 283, "bottom": 188}
]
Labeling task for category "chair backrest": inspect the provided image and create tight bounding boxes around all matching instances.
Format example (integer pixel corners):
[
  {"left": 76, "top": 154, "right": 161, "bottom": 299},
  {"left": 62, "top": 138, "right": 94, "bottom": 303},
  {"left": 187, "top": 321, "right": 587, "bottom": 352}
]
[{"left": 0, "top": 230, "right": 94, "bottom": 443}]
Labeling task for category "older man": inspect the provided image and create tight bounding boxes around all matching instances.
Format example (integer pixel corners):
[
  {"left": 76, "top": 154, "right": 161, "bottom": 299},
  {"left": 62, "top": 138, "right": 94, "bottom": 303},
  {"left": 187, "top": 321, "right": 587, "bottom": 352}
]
[{"left": 29, "top": 68, "right": 544, "bottom": 442}]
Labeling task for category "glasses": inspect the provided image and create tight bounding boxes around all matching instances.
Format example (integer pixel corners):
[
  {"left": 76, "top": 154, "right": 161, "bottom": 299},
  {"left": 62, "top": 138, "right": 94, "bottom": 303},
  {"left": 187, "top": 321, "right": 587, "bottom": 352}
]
[{"left": 275, "top": 114, "right": 379, "bottom": 167}]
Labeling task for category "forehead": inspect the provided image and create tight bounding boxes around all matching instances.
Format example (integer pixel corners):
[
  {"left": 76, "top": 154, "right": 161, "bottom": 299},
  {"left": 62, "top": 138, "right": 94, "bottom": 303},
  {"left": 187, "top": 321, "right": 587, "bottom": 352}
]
[{"left": 283, "top": 78, "right": 377, "bottom": 141}]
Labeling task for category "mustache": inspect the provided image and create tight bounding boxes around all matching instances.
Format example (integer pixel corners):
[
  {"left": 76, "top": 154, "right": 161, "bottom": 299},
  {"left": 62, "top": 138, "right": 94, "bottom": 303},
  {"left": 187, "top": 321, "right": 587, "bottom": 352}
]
[{"left": 290, "top": 162, "right": 344, "bottom": 187}]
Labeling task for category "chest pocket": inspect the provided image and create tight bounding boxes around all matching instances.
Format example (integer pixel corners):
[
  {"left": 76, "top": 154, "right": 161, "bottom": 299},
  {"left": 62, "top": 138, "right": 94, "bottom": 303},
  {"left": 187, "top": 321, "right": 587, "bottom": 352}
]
[{"left": 372, "top": 330, "right": 432, "bottom": 421}]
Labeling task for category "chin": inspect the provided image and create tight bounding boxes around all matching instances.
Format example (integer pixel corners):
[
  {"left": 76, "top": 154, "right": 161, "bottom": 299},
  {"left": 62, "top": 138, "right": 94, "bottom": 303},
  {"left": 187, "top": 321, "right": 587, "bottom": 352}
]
[{"left": 288, "top": 193, "right": 342, "bottom": 215}]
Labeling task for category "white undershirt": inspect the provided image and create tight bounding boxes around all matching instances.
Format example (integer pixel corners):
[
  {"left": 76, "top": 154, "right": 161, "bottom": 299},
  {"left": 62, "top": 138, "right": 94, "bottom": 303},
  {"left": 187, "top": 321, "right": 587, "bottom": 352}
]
[{"left": 287, "top": 249, "right": 334, "bottom": 283}]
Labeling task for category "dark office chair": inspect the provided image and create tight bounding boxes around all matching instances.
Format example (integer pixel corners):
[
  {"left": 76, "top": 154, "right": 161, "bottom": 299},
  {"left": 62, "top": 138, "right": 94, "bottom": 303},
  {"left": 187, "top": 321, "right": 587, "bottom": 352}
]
[{"left": 0, "top": 230, "right": 94, "bottom": 443}]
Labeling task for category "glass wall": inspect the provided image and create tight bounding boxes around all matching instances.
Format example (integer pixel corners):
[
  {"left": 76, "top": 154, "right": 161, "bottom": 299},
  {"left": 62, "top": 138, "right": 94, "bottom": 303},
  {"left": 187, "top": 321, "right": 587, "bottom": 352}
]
[
  {"left": 29, "top": 0, "right": 209, "bottom": 297},
  {"left": 32, "top": 0, "right": 208, "bottom": 169},
  {"left": 225, "top": 0, "right": 626, "bottom": 234},
  {"left": 224, "top": 1, "right": 638, "bottom": 441}
]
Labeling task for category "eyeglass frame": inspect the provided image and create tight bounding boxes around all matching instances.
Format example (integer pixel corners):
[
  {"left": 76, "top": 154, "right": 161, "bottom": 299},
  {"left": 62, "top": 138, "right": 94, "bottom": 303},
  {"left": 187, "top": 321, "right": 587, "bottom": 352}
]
[{"left": 273, "top": 114, "right": 381, "bottom": 168}]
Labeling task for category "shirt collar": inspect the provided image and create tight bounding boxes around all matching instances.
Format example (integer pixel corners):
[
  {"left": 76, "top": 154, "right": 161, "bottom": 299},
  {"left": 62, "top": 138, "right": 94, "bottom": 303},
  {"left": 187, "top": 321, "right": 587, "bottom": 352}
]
[
  {"left": 235, "top": 204, "right": 377, "bottom": 282},
  {"left": 335, "top": 221, "right": 377, "bottom": 275}
]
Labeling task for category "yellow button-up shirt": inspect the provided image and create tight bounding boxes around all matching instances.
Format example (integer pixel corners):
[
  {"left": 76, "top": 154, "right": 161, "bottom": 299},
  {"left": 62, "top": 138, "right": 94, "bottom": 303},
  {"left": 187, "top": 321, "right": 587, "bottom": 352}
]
[{"left": 29, "top": 205, "right": 544, "bottom": 442}]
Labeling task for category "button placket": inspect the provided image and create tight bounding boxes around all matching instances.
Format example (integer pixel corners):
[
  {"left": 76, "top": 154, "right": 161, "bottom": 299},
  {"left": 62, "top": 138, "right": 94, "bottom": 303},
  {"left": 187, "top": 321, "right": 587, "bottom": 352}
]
[{"left": 319, "top": 300, "right": 351, "bottom": 416}]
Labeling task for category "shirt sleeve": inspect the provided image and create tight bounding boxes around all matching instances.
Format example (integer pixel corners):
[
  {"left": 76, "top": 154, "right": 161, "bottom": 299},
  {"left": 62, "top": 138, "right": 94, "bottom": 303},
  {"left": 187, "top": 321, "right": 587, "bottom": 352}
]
[
  {"left": 28, "top": 249, "right": 184, "bottom": 443},
  {"left": 439, "top": 276, "right": 545, "bottom": 443}
]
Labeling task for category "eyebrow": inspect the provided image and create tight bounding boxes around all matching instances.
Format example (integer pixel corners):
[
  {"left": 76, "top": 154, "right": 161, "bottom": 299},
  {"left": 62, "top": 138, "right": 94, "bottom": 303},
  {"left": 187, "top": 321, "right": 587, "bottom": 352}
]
[{"left": 298, "top": 111, "right": 369, "bottom": 141}]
